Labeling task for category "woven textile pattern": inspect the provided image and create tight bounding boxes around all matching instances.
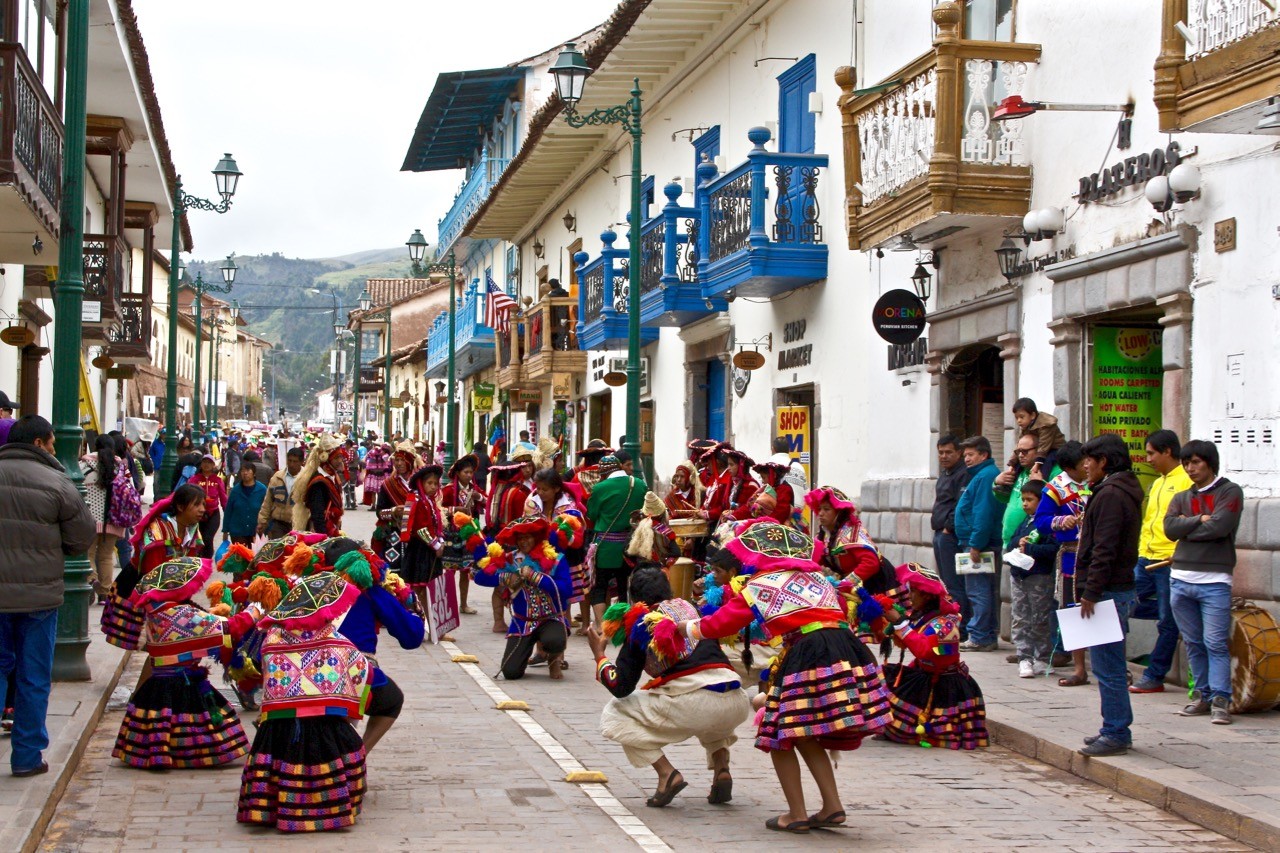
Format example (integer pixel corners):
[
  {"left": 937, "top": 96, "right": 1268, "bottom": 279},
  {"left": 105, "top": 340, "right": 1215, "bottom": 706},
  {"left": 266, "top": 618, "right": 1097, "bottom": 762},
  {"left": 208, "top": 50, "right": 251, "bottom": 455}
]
[
  {"left": 743, "top": 570, "right": 841, "bottom": 629},
  {"left": 261, "top": 625, "right": 369, "bottom": 717}
]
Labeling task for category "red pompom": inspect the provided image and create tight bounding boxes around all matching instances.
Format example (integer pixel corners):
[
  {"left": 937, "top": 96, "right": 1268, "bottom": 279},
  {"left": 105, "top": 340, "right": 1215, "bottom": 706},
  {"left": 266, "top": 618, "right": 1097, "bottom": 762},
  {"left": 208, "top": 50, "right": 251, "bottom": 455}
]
[
  {"left": 231, "top": 585, "right": 250, "bottom": 604},
  {"left": 621, "top": 603, "right": 649, "bottom": 637},
  {"left": 650, "top": 618, "right": 684, "bottom": 662}
]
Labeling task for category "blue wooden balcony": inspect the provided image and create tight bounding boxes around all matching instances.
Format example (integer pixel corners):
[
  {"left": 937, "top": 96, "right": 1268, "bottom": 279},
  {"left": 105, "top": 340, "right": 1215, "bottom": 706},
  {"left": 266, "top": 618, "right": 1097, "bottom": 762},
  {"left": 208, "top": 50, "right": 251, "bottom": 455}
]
[
  {"left": 435, "top": 155, "right": 509, "bottom": 256},
  {"left": 425, "top": 283, "right": 496, "bottom": 378},
  {"left": 638, "top": 182, "right": 727, "bottom": 326},
  {"left": 574, "top": 230, "right": 658, "bottom": 352},
  {"left": 697, "top": 127, "right": 828, "bottom": 299}
]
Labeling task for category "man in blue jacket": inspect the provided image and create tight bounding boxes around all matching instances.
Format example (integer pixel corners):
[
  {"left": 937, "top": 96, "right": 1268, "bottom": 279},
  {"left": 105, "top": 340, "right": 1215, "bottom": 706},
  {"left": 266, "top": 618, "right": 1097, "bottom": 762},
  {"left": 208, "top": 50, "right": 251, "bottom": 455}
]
[{"left": 954, "top": 435, "right": 1003, "bottom": 651}]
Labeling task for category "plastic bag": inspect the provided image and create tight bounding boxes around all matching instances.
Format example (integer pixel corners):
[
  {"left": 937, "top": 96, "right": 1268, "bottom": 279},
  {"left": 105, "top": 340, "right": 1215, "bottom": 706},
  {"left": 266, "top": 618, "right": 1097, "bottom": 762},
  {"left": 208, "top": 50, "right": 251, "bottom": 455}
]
[{"left": 214, "top": 538, "right": 230, "bottom": 565}]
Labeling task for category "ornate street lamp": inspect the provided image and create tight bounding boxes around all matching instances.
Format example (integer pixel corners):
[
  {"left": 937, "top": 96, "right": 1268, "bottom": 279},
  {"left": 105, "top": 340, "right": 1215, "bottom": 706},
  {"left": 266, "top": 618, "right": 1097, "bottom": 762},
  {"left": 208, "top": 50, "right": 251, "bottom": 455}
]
[
  {"left": 398, "top": 234, "right": 458, "bottom": 467},
  {"left": 158, "top": 154, "right": 243, "bottom": 499},
  {"left": 551, "top": 42, "right": 646, "bottom": 469},
  {"left": 995, "top": 237, "right": 1023, "bottom": 282}
]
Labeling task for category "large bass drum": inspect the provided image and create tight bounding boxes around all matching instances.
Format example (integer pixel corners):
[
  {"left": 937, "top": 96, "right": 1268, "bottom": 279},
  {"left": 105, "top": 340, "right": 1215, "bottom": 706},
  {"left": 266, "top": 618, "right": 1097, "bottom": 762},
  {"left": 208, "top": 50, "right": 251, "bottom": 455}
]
[{"left": 1229, "top": 602, "right": 1280, "bottom": 714}]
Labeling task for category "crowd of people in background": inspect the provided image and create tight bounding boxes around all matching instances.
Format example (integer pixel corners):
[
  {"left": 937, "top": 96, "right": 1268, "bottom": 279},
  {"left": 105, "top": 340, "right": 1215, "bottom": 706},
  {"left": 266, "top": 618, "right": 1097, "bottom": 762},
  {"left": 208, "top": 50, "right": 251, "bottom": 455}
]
[{"left": 0, "top": 382, "right": 1249, "bottom": 832}]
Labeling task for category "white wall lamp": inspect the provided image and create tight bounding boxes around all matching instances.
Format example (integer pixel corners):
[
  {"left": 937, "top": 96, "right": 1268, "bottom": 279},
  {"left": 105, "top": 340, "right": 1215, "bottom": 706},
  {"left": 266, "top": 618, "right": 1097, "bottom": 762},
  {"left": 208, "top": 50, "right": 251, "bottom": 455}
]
[
  {"left": 1021, "top": 207, "right": 1064, "bottom": 241},
  {"left": 1146, "top": 163, "right": 1201, "bottom": 213}
]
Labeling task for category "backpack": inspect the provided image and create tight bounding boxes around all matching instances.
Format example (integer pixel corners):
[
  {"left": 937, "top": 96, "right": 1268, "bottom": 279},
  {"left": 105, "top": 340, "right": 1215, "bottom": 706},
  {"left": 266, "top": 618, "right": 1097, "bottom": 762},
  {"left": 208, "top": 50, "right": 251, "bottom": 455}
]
[{"left": 108, "top": 461, "right": 143, "bottom": 528}]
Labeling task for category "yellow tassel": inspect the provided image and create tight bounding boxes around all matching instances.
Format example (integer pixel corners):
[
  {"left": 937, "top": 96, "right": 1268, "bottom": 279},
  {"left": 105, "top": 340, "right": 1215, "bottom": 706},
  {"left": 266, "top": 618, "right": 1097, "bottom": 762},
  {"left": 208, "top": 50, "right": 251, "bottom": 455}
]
[
  {"left": 564, "top": 770, "right": 608, "bottom": 784},
  {"left": 495, "top": 700, "right": 529, "bottom": 711}
]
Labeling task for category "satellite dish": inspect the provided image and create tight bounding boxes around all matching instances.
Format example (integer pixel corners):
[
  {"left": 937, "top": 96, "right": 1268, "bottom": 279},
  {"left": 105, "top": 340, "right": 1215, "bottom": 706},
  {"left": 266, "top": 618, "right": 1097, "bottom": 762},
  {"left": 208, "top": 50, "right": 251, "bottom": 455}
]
[
  {"left": 603, "top": 371, "right": 627, "bottom": 387},
  {"left": 732, "top": 350, "right": 766, "bottom": 371}
]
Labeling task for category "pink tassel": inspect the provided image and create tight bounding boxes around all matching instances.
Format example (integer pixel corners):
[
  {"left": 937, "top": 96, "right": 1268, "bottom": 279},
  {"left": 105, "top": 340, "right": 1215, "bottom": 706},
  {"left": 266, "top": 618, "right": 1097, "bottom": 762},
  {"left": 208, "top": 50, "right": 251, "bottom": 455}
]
[{"left": 650, "top": 618, "right": 683, "bottom": 662}]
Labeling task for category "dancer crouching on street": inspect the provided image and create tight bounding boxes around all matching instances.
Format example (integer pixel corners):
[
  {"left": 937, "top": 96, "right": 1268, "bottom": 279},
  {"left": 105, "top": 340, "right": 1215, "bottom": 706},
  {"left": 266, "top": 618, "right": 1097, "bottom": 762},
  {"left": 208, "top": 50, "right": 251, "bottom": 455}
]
[{"left": 588, "top": 565, "right": 750, "bottom": 808}]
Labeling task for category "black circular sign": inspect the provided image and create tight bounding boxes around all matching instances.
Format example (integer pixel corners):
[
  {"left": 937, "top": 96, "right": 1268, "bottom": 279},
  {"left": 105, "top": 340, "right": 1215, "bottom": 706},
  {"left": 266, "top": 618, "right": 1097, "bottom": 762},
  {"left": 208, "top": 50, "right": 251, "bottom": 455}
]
[{"left": 871, "top": 289, "right": 927, "bottom": 345}]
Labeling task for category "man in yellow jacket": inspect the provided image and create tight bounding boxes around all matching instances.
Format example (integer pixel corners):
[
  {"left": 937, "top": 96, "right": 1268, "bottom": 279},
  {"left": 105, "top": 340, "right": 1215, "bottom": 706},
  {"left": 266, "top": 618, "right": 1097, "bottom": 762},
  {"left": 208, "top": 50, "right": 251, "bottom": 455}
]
[{"left": 1129, "top": 430, "right": 1193, "bottom": 694}]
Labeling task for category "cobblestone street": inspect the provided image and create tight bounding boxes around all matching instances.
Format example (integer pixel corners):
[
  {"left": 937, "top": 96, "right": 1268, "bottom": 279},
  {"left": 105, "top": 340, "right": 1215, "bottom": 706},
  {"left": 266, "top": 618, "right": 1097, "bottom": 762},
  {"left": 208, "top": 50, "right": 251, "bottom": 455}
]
[{"left": 35, "top": 512, "right": 1253, "bottom": 853}]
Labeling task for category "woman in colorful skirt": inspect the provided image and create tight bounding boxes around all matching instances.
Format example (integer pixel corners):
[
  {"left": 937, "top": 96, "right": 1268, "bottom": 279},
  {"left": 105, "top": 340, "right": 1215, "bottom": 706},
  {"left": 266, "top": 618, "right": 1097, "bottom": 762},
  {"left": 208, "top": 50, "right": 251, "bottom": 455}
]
[
  {"left": 880, "top": 562, "right": 988, "bottom": 750},
  {"left": 525, "top": 467, "right": 589, "bottom": 633},
  {"left": 112, "top": 557, "right": 258, "bottom": 769},
  {"left": 440, "top": 454, "right": 486, "bottom": 614},
  {"left": 399, "top": 463, "right": 445, "bottom": 614},
  {"left": 102, "top": 484, "right": 208, "bottom": 651},
  {"left": 362, "top": 442, "right": 391, "bottom": 508},
  {"left": 589, "top": 565, "right": 750, "bottom": 808},
  {"left": 237, "top": 572, "right": 371, "bottom": 832},
  {"left": 676, "top": 520, "right": 892, "bottom": 834},
  {"left": 472, "top": 514, "right": 574, "bottom": 679},
  {"left": 371, "top": 444, "right": 417, "bottom": 573}
]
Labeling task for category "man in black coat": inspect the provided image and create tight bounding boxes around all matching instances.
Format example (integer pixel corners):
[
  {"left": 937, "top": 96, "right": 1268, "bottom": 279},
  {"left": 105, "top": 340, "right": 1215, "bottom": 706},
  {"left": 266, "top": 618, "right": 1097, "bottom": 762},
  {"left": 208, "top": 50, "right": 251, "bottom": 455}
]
[{"left": 1075, "top": 433, "right": 1144, "bottom": 757}]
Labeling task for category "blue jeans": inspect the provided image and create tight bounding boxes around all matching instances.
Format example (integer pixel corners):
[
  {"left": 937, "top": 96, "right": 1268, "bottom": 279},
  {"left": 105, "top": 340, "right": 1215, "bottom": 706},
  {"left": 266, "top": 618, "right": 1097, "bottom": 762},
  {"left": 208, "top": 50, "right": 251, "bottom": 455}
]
[
  {"left": 1170, "top": 578, "right": 1233, "bottom": 702},
  {"left": 963, "top": 549, "right": 1000, "bottom": 646},
  {"left": 1088, "top": 589, "right": 1135, "bottom": 745},
  {"left": 1133, "top": 557, "right": 1180, "bottom": 681},
  {"left": 932, "top": 530, "right": 970, "bottom": 639},
  {"left": 0, "top": 609, "right": 58, "bottom": 772}
]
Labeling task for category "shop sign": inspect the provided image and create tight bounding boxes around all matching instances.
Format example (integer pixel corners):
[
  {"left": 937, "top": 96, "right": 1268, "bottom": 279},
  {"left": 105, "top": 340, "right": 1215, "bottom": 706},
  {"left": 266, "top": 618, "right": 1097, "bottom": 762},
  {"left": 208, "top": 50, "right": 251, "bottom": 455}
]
[
  {"left": 1077, "top": 141, "right": 1182, "bottom": 204},
  {"left": 775, "top": 405, "right": 812, "bottom": 522},
  {"left": 1091, "top": 327, "right": 1163, "bottom": 489},
  {"left": 551, "top": 372, "right": 572, "bottom": 401},
  {"left": 1214, "top": 218, "right": 1236, "bottom": 253},
  {"left": 777, "top": 320, "right": 812, "bottom": 370},
  {"left": 871, "top": 289, "right": 926, "bottom": 345},
  {"left": 472, "top": 381, "right": 495, "bottom": 411},
  {"left": 81, "top": 299, "right": 101, "bottom": 324},
  {"left": 106, "top": 366, "right": 135, "bottom": 380},
  {"left": 514, "top": 388, "right": 541, "bottom": 405},
  {"left": 887, "top": 337, "right": 928, "bottom": 370}
]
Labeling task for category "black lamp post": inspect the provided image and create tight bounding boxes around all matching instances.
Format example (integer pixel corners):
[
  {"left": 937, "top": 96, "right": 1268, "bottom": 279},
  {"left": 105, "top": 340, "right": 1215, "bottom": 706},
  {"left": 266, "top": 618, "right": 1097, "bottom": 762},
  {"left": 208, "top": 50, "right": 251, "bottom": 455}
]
[{"left": 995, "top": 237, "right": 1023, "bottom": 282}]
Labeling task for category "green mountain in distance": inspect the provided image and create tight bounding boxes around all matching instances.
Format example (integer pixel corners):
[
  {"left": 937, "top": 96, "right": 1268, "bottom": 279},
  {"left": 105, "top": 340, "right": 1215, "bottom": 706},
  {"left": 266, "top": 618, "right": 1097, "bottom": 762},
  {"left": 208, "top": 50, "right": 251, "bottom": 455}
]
[{"left": 186, "top": 248, "right": 415, "bottom": 416}]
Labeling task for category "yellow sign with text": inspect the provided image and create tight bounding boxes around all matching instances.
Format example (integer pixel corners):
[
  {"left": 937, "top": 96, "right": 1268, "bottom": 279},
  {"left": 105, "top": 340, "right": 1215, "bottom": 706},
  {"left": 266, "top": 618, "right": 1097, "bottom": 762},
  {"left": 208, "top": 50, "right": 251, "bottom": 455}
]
[{"left": 775, "top": 405, "right": 811, "bottom": 523}]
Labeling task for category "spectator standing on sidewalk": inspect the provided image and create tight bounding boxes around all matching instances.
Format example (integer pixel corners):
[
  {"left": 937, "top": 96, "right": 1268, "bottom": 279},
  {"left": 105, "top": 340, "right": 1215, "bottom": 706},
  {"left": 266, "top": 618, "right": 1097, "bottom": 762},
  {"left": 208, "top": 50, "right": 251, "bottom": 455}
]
[
  {"left": 1075, "top": 434, "right": 1143, "bottom": 757},
  {"left": 1009, "top": 479, "right": 1058, "bottom": 678},
  {"left": 1129, "top": 430, "right": 1193, "bottom": 694},
  {"left": 0, "top": 415, "right": 97, "bottom": 777},
  {"left": 1165, "top": 440, "right": 1244, "bottom": 726},
  {"left": 931, "top": 434, "right": 971, "bottom": 640},
  {"left": 954, "top": 435, "right": 1003, "bottom": 652}
]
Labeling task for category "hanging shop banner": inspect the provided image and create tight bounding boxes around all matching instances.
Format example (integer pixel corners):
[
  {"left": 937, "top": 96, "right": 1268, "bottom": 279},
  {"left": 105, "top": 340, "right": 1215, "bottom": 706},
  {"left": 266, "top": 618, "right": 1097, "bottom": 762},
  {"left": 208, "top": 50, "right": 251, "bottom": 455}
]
[
  {"left": 871, "top": 289, "right": 926, "bottom": 345},
  {"left": 472, "top": 381, "right": 495, "bottom": 411},
  {"left": 1090, "top": 327, "right": 1163, "bottom": 490},
  {"left": 515, "top": 389, "right": 541, "bottom": 405}
]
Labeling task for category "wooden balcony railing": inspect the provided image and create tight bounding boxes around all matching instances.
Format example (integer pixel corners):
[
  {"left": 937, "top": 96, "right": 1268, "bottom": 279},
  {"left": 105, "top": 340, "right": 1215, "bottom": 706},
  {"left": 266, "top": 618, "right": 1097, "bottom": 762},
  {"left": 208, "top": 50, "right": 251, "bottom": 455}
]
[
  {"left": 106, "top": 292, "right": 151, "bottom": 364},
  {"left": 1155, "top": 0, "right": 1280, "bottom": 132},
  {"left": 83, "top": 233, "right": 126, "bottom": 328},
  {"left": 0, "top": 43, "right": 63, "bottom": 241},
  {"left": 838, "top": 2, "right": 1040, "bottom": 250}
]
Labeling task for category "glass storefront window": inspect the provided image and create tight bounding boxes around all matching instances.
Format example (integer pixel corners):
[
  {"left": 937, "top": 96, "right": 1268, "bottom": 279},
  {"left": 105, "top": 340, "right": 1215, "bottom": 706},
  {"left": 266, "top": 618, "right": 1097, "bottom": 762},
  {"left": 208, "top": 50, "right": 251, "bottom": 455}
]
[{"left": 965, "top": 0, "right": 1014, "bottom": 41}]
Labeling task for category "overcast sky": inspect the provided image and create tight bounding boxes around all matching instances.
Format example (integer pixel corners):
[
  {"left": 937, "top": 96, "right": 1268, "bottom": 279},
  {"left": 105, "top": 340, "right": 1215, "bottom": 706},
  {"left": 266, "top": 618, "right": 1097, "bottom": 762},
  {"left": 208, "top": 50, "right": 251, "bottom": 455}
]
[{"left": 133, "top": 1, "right": 619, "bottom": 263}]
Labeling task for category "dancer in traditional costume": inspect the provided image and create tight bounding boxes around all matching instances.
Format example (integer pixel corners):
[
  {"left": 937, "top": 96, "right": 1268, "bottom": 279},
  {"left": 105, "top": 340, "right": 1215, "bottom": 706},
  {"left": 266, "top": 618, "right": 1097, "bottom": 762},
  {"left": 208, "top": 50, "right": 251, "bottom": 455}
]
[
  {"left": 237, "top": 572, "right": 371, "bottom": 833},
  {"left": 626, "top": 491, "right": 681, "bottom": 568},
  {"left": 112, "top": 557, "right": 255, "bottom": 769},
  {"left": 371, "top": 443, "right": 417, "bottom": 572},
  {"left": 399, "top": 464, "right": 445, "bottom": 611},
  {"left": 687, "top": 438, "right": 719, "bottom": 491},
  {"left": 589, "top": 566, "right": 750, "bottom": 807},
  {"left": 292, "top": 435, "right": 348, "bottom": 536},
  {"left": 676, "top": 520, "right": 892, "bottom": 834},
  {"left": 484, "top": 462, "right": 531, "bottom": 633},
  {"left": 525, "top": 467, "right": 589, "bottom": 632},
  {"left": 664, "top": 460, "right": 704, "bottom": 519},
  {"left": 587, "top": 455, "right": 648, "bottom": 623},
  {"left": 754, "top": 461, "right": 803, "bottom": 529},
  {"left": 362, "top": 442, "right": 391, "bottom": 508},
  {"left": 102, "top": 485, "right": 207, "bottom": 651},
  {"left": 472, "top": 515, "right": 574, "bottom": 679},
  {"left": 567, "top": 439, "right": 612, "bottom": 503},
  {"left": 702, "top": 445, "right": 758, "bottom": 527},
  {"left": 320, "top": 538, "right": 424, "bottom": 752},
  {"left": 1035, "top": 452, "right": 1092, "bottom": 688},
  {"left": 880, "top": 563, "right": 988, "bottom": 750},
  {"left": 441, "top": 454, "right": 486, "bottom": 615}
]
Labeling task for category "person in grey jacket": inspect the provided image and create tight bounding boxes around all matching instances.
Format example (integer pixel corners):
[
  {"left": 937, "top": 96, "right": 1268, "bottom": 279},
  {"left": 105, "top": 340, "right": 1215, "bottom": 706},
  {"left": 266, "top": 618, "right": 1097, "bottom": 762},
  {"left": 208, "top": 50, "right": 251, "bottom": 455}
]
[
  {"left": 0, "top": 415, "right": 96, "bottom": 777},
  {"left": 1165, "top": 439, "right": 1244, "bottom": 725}
]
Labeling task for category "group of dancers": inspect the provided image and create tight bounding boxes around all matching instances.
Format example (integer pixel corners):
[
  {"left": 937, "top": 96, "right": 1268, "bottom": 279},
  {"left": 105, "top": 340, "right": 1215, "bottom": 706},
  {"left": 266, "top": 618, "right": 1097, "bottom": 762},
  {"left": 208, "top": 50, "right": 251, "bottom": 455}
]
[{"left": 95, "top": 434, "right": 989, "bottom": 835}]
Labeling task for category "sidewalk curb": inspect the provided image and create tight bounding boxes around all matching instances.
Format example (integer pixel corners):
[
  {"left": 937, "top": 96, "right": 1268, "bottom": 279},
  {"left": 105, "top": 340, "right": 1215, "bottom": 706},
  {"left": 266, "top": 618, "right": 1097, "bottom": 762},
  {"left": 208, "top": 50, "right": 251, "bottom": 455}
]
[
  {"left": 17, "top": 649, "right": 132, "bottom": 853},
  {"left": 987, "top": 717, "right": 1280, "bottom": 852}
]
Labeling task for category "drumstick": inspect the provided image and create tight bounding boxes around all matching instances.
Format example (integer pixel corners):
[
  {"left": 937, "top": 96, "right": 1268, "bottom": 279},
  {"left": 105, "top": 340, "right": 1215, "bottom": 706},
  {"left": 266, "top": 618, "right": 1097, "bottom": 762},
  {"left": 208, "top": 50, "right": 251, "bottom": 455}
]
[{"left": 1143, "top": 560, "right": 1171, "bottom": 572}]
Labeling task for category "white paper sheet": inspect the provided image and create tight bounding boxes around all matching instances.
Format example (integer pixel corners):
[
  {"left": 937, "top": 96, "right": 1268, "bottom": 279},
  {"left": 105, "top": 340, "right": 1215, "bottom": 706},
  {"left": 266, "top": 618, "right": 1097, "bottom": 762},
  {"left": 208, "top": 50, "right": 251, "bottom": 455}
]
[{"left": 1056, "top": 599, "right": 1124, "bottom": 651}]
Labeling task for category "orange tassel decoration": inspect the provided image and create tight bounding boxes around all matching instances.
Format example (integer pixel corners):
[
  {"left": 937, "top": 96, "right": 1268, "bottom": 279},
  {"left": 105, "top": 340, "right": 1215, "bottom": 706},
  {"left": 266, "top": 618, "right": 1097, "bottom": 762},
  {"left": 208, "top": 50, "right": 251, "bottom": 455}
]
[
  {"left": 247, "top": 575, "right": 284, "bottom": 612},
  {"left": 282, "top": 544, "right": 315, "bottom": 578}
]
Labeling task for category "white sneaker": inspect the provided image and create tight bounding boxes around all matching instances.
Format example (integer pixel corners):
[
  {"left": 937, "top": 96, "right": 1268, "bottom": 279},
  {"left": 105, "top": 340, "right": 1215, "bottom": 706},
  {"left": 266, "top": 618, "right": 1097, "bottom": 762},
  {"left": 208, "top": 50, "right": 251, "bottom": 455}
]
[
  {"left": 1018, "top": 660, "right": 1035, "bottom": 678},
  {"left": 1032, "top": 661, "right": 1049, "bottom": 677}
]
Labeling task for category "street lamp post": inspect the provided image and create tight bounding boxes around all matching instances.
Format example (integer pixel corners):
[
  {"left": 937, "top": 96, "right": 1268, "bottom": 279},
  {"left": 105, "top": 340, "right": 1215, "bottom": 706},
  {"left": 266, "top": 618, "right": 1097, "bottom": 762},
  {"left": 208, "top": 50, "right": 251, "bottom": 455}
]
[
  {"left": 191, "top": 255, "right": 237, "bottom": 444},
  {"left": 50, "top": 0, "right": 90, "bottom": 680},
  {"left": 356, "top": 288, "right": 394, "bottom": 444},
  {"left": 210, "top": 300, "right": 239, "bottom": 433},
  {"left": 405, "top": 231, "right": 458, "bottom": 469},
  {"left": 551, "top": 44, "right": 644, "bottom": 466},
  {"left": 157, "top": 154, "right": 243, "bottom": 500}
]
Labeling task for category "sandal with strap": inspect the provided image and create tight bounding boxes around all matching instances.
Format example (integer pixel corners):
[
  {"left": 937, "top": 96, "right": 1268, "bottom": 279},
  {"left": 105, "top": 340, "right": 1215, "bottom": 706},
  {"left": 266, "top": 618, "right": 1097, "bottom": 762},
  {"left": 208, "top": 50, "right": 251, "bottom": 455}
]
[
  {"left": 1058, "top": 674, "right": 1091, "bottom": 687},
  {"left": 765, "top": 816, "right": 810, "bottom": 834},
  {"left": 646, "top": 770, "right": 687, "bottom": 808},
  {"left": 808, "top": 809, "right": 847, "bottom": 828},
  {"left": 707, "top": 769, "right": 733, "bottom": 804}
]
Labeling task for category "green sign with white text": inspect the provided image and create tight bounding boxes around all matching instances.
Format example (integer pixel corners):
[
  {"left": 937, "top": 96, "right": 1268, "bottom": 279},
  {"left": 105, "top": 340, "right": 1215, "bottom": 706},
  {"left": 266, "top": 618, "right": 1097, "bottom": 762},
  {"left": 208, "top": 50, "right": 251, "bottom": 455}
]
[{"left": 1090, "top": 327, "right": 1162, "bottom": 491}]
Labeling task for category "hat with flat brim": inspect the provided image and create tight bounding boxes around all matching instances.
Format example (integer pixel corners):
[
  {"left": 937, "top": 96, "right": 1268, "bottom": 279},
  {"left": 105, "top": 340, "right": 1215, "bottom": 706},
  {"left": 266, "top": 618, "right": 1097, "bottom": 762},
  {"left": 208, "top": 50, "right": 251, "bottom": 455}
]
[
  {"left": 496, "top": 514, "right": 552, "bottom": 547},
  {"left": 488, "top": 462, "right": 527, "bottom": 482},
  {"left": 724, "top": 518, "right": 825, "bottom": 573},
  {"left": 804, "top": 485, "right": 857, "bottom": 513},
  {"left": 896, "top": 562, "right": 961, "bottom": 615},
  {"left": 448, "top": 454, "right": 479, "bottom": 478},
  {"left": 0, "top": 390, "right": 17, "bottom": 412},
  {"left": 132, "top": 557, "right": 213, "bottom": 608}
]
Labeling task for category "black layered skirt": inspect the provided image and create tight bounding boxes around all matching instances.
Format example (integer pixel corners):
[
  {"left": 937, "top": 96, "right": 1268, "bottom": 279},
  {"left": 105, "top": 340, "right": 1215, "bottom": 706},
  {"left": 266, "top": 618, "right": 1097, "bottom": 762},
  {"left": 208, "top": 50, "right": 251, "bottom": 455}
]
[
  {"left": 237, "top": 716, "right": 367, "bottom": 832},
  {"left": 112, "top": 665, "right": 249, "bottom": 769},
  {"left": 880, "top": 662, "right": 988, "bottom": 750}
]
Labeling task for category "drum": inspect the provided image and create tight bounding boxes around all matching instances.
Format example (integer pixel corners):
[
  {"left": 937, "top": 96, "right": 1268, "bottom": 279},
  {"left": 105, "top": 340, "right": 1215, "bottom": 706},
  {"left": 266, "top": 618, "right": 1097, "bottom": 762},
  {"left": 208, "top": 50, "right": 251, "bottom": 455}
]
[
  {"left": 669, "top": 558, "right": 697, "bottom": 601},
  {"left": 668, "top": 518, "right": 710, "bottom": 538},
  {"left": 1229, "top": 603, "right": 1280, "bottom": 714}
]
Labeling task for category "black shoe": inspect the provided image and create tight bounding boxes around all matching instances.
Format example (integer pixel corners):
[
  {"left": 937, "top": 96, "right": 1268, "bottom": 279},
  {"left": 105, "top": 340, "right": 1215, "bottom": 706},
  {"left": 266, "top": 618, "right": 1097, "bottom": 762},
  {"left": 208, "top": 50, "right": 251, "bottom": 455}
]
[
  {"left": 1079, "top": 737, "right": 1128, "bottom": 757},
  {"left": 12, "top": 760, "right": 49, "bottom": 777}
]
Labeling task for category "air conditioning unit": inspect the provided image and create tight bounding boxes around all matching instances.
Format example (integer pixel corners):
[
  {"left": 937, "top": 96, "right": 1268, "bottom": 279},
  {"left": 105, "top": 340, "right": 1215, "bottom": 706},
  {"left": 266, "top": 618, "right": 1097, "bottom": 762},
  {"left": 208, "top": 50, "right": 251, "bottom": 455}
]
[{"left": 142, "top": 395, "right": 157, "bottom": 415}]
